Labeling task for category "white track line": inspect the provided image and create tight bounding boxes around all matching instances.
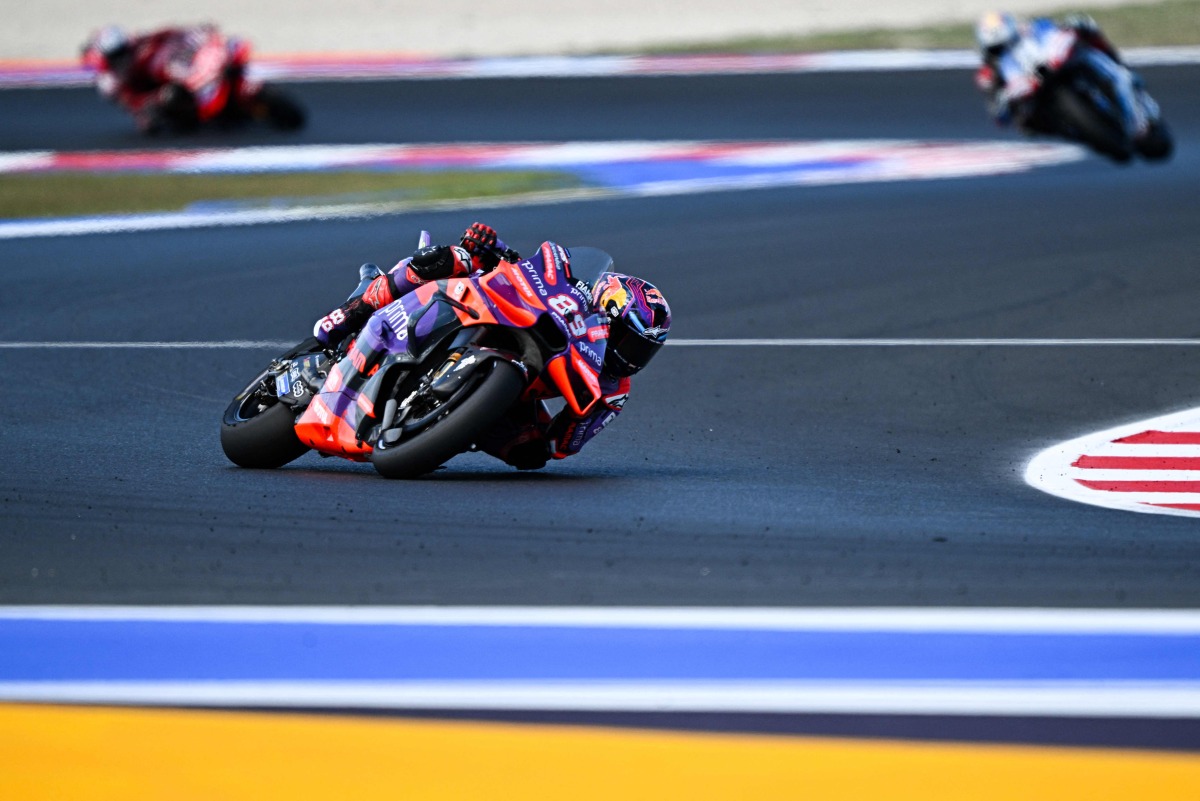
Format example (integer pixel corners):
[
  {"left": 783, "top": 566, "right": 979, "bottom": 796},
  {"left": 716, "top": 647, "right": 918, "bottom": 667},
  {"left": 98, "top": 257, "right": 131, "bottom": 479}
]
[
  {"left": 5, "top": 607, "right": 1194, "bottom": 716},
  {"left": 4, "top": 339, "right": 1200, "bottom": 350},
  {"left": 3, "top": 681, "right": 1199, "bottom": 718},
  {"left": 0, "top": 340, "right": 289, "bottom": 349},
  {"left": 670, "top": 338, "right": 1200, "bottom": 346},
  {"left": 0, "top": 188, "right": 614, "bottom": 241},
  {"left": 5, "top": 605, "right": 1200, "bottom": 632}
]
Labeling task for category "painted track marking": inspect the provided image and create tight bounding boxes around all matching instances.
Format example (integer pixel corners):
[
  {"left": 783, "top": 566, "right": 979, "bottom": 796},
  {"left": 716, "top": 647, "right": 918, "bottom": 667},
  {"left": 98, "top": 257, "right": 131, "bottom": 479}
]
[
  {"left": 4, "top": 606, "right": 1199, "bottom": 717},
  {"left": 4, "top": 339, "right": 1200, "bottom": 349},
  {"left": 6, "top": 704, "right": 1198, "bottom": 801},
  {"left": 0, "top": 139, "right": 1084, "bottom": 240},
  {"left": 3, "top": 47, "right": 1199, "bottom": 88},
  {"left": 1027, "top": 406, "right": 1200, "bottom": 518}
]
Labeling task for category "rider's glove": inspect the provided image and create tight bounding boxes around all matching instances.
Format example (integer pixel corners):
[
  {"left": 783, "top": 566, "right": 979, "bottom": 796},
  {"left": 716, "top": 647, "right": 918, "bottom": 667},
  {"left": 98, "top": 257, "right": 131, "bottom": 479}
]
[
  {"left": 408, "top": 245, "right": 471, "bottom": 281},
  {"left": 460, "top": 222, "right": 498, "bottom": 254},
  {"left": 460, "top": 222, "right": 504, "bottom": 271}
]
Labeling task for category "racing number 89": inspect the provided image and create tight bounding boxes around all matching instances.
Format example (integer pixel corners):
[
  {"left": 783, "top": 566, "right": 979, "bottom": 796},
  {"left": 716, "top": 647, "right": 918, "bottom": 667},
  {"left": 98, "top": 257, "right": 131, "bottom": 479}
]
[{"left": 549, "top": 294, "right": 588, "bottom": 338}]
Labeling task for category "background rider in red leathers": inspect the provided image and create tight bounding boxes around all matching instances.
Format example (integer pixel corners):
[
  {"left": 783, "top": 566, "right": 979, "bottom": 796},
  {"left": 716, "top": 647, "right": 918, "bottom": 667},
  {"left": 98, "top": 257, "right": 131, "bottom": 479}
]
[
  {"left": 81, "top": 24, "right": 255, "bottom": 133},
  {"left": 311, "top": 223, "right": 673, "bottom": 471}
]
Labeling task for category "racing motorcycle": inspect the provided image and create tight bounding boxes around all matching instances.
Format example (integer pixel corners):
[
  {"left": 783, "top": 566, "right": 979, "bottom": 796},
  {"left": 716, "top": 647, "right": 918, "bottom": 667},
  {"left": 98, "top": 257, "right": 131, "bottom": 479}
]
[
  {"left": 86, "top": 27, "right": 306, "bottom": 134},
  {"left": 221, "top": 233, "right": 611, "bottom": 479},
  {"left": 1001, "top": 21, "right": 1171, "bottom": 161}
]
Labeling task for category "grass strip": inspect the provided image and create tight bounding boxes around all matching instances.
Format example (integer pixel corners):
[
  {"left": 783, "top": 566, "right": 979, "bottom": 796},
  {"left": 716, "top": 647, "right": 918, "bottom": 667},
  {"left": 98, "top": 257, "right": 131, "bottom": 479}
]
[
  {"left": 0, "top": 170, "right": 583, "bottom": 219},
  {"left": 640, "top": 0, "right": 1200, "bottom": 53}
]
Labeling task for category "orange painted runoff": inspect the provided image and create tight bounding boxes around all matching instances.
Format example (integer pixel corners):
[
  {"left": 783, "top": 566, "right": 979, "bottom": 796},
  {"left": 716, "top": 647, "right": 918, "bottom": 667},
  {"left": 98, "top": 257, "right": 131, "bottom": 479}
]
[{"left": 1, "top": 703, "right": 1199, "bottom": 800}]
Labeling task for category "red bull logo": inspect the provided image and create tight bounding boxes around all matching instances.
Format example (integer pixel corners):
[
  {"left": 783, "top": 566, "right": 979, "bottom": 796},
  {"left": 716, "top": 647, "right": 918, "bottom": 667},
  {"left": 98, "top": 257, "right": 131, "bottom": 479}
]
[{"left": 596, "top": 275, "right": 629, "bottom": 319}]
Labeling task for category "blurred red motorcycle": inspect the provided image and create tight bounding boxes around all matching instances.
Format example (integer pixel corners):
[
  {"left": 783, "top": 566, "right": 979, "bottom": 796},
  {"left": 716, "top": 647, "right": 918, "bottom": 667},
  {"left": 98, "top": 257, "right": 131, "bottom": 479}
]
[{"left": 82, "top": 24, "right": 306, "bottom": 134}]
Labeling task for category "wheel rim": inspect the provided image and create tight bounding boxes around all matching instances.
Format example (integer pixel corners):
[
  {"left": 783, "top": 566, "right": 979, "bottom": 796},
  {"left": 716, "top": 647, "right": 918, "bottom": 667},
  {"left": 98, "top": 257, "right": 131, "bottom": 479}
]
[
  {"left": 377, "top": 366, "right": 489, "bottom": 449},
  {"left": 225, "top": 368, "right": 279, "bottom": 424}
]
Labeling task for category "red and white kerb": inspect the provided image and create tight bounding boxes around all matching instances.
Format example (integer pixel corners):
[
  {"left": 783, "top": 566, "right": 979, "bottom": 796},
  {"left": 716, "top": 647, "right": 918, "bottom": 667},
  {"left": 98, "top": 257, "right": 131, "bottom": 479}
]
[{"left": 1026, "top": 407, "right": 1200, "bottom": 518}]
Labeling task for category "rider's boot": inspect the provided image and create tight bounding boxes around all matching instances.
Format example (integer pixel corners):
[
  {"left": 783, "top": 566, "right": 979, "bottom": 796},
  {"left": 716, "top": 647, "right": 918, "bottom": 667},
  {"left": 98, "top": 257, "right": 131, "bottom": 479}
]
[
  {"left": 346, "top": 263, "right": 384, "bottom": 301},
  {"left": 312, "top": 264, "right": 395, "bottom": 349}
]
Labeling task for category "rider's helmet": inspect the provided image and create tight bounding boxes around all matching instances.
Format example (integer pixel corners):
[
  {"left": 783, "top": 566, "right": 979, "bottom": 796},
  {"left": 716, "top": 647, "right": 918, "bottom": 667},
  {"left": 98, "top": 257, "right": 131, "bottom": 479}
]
[
  {"left": 84, "top": 25, "right": 132, "bottom": 68},
  {"left": 975, "top": 11, "right": 1020, "bottom": 57},
  {"left": 592, "top": 273, "right": 672, "bottom": 376},
  {"left": 95, "top": 25, "right": 132, "bottom": 58}
]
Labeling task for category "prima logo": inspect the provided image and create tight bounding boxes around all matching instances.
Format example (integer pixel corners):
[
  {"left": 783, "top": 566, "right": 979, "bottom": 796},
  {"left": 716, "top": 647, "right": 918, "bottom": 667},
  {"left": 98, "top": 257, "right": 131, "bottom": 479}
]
[
  {"left": 384, "top": 301, "right": 410, "bottom": 340},
  {"left": 524, "top": 263, "right": 547, "bottom": 296}
]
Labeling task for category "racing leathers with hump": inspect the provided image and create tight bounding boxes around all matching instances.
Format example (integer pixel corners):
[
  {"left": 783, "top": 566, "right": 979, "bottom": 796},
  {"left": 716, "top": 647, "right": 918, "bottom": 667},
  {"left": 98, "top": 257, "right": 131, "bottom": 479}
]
[{"left": 311, "top": 223, "right": 672, "bottom": 471}]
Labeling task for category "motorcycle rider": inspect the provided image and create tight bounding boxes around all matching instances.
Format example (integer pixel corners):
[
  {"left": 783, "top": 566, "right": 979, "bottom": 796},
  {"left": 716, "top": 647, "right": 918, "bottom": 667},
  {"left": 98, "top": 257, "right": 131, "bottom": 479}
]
[
  {"left": 311, "top": 223, "right": 672, "bottom": 471},
  {"left": 973, "top": 11, "right": 1126, "bottom": 133},
  {"left": 80, "top": 23, "right": 253, "bottom": 133}
]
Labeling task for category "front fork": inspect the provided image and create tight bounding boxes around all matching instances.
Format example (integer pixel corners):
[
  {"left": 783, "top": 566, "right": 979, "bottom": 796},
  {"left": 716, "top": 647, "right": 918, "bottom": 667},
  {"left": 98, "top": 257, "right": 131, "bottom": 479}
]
[{"left": 376, "top": 327, "right": 489, "bottom": 446}]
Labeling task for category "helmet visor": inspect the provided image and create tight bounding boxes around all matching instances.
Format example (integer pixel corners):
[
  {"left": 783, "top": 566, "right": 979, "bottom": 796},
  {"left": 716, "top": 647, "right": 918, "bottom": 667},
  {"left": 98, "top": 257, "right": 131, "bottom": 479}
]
[{"left": 608, "top": 322, "right": 664, "bottom": 375}]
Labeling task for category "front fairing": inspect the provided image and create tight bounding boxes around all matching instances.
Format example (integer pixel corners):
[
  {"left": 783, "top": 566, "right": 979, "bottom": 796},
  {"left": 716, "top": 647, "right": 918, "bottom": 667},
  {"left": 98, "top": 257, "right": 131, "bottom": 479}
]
[
  {"left": 1069, "top": 47, "right": 1148, "bottom": 137},
  {"left": 484, "top": 244, "right": 609, "bottom": 416}
]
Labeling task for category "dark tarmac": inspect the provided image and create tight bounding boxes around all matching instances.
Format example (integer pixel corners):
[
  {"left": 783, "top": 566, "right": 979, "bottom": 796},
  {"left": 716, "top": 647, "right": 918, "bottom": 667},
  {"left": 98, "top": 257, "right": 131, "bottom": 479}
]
[{"left": 2, "top": 67, "right": 1199, "bottom": 745}]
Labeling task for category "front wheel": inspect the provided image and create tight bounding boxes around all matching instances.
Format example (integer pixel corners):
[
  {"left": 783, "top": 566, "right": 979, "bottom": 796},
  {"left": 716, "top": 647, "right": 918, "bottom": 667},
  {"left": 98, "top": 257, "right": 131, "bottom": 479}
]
[
  {"left": 1137, "top": 121, "right": 1174, "bottom": 161},
  {"left": 220, "top": 367, "right": 309, "bottom": 468},
  {"left": 257, "top": 86, "right": 306, "bottom": 131},
  {"left": 370, "top": 359, "right": 525, "bottom": 479},
  {"left": 1052, "top": 84, "right": 1132, "bottom": 162}
]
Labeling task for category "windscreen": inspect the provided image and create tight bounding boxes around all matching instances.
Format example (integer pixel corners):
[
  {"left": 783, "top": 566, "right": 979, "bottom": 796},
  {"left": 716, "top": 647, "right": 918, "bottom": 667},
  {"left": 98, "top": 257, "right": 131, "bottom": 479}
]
[{"left": 565, "top": 247, "right": 614, "bottom": 289}]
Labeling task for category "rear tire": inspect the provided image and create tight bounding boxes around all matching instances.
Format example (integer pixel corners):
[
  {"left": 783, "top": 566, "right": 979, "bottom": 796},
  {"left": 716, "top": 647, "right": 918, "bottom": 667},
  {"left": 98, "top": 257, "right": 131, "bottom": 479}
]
[
  {"left": 370, "top": 360, "right": 524, "bottom": 479},
  {"left": 220, "top": 370, "right": 309, "bottom": 468},
  {"left": 1052, "top": 85, "right": 1132, "bottom": 162}
]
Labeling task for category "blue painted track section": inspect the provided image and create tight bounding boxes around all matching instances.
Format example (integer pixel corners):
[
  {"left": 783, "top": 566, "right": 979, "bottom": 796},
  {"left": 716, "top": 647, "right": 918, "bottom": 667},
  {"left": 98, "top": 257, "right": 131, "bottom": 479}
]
[{"left": 4, "top": 619, "right": 1198, "bottom": 681}]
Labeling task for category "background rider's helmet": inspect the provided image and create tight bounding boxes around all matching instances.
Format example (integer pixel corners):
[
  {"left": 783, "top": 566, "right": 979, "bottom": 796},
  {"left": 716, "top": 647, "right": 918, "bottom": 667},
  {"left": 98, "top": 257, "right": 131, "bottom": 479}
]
[
  {"left": 592, "top": 272, "right": 672, "bottom": 377},
  {"left": 975, "top": 11, "right": 1019, "bottom": 57},
  {"left": 84, "top": 25, "right": 132, "bottom": 68}
]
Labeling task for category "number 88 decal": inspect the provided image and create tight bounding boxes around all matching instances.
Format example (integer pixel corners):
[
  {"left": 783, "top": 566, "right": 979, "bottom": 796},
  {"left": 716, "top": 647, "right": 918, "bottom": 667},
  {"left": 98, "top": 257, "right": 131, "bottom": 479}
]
[{"left": 548, "top": 294, "right": 588, "bottom": 337}]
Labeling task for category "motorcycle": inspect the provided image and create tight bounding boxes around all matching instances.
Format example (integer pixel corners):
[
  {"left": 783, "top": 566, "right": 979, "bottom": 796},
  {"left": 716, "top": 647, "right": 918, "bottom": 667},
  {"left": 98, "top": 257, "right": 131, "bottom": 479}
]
[
  {"left": 1001, "top": 22, "right": 1171, "bottom": 162},
  {"left": 85, "top": 28, "right": 306, "bottom": 134},
  {"left": 221, "top": 233, "right": 612, "bottom": 479}
]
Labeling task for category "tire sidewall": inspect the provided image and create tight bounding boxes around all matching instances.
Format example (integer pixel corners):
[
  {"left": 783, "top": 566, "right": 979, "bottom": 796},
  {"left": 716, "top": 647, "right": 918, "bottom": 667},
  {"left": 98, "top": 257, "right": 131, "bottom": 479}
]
[
  {"left": 370, "top": 359, "right": 525, "bottom": 479},
  {"left": 220, "top": 367, "right": 309, "bottom": 469},
  {"left": 1052, "top": 82, "right": 1132, "bottom": 160}
]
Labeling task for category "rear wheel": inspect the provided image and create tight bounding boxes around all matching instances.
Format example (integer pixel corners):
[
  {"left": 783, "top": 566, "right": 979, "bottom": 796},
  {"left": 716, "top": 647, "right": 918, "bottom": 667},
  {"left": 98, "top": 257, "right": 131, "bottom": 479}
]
[
  {"left": 370, "top": 359, "right": 524, "bottom": 479},
  {"left": 220, "top": 368, "right": 309, "bottom": 468},
  {"left": 1052, "top": 84, "right": 1132, "bottom": 162}
]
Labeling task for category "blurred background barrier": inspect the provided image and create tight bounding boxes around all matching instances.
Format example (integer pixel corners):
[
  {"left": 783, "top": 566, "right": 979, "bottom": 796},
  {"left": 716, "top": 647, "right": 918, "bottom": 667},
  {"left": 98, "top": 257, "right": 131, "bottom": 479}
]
[{"left": 2, "top": 0, "right": 1175, "bottom": 60}]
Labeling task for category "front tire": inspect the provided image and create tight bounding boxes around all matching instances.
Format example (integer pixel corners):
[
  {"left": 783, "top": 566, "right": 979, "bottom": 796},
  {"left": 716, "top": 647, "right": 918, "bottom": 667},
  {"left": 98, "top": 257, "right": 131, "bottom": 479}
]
[
  {"left": 371, "top": 360, "right": 525, "bottom": 479},
  {"left": 258, "top": 86, "right": 306, "bottom": 131},
  {"left": 1137, "top": 121, "right": 1174, "bottom": 161},
  {"left": 220, "top": 369, "right": 309, "bottom": 468},
  {"left": 1052, "top": 84, "right": 1132, "bottom": 162}
]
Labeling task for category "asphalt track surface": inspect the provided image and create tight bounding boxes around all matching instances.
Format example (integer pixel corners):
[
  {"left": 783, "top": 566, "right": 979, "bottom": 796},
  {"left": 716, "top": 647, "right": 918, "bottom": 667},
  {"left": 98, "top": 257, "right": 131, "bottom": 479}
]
[
  {"left": 5, "top": 67, "right": 1200, "bottom": 750},
  {"left": 3, "top": 67, "right": 1200, "bottom": 610}
]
